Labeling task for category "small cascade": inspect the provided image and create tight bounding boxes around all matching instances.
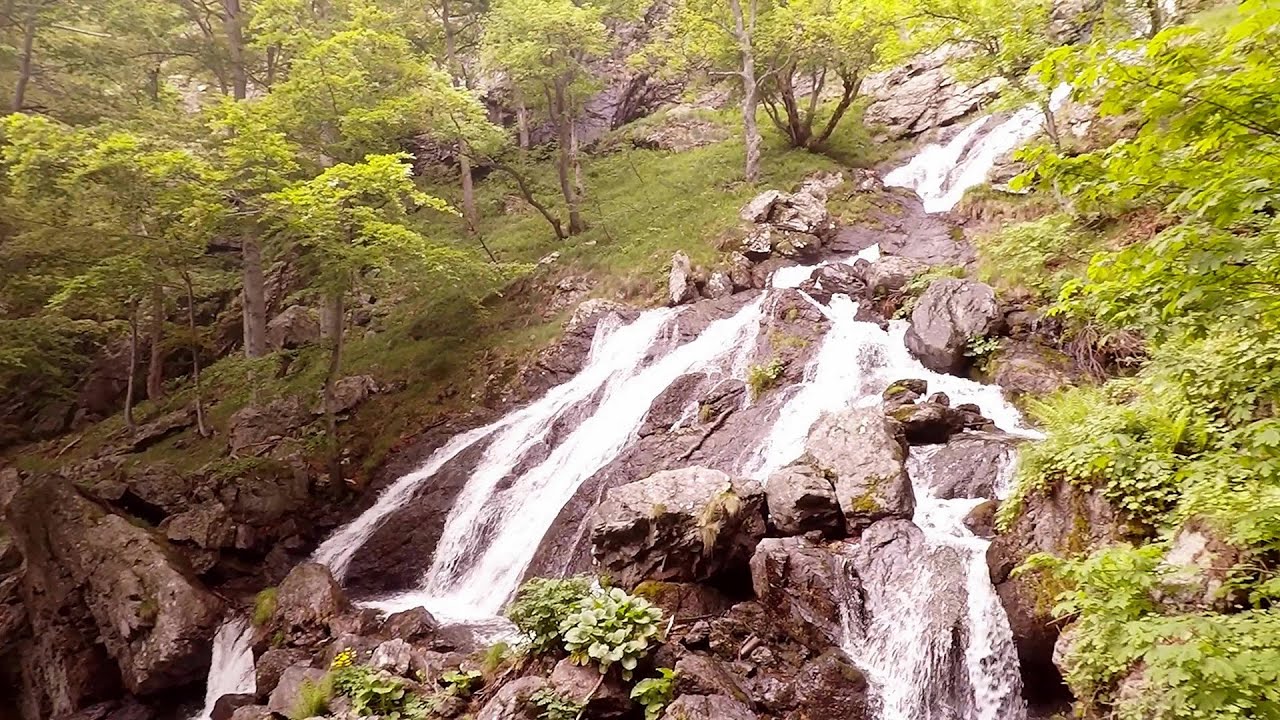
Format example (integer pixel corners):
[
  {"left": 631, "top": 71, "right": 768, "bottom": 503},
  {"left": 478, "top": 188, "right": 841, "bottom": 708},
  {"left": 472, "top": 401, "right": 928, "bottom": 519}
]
[
  {"left": 359, "top": 297, "right": 765, "bottom": 620},
  {"left": 884, "top": 86, "right": 1071, "bottom": 212},
  {"left": 191, "top": 618, "right": 255, "bottom": 720}
]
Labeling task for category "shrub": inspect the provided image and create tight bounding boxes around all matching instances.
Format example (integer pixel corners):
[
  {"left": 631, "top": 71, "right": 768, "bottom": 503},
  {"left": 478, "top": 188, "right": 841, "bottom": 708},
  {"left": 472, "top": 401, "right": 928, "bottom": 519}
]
[
  {"left": 290, "top": 673, "right": 334, "bottom": 720},
  {"left": 507, "top": 575, "right": 595, "bottom": 653},
  {"left": 333, "top": 664, "right": 431, "bottom": 718},
  {"left": 976, "top": 213, "right": 1094, "bottom": 301},
  {"left": 746, "top": 358, "right": 785, "bottom": 399},
  {"left": 530, "top": 687, "right": 584, "bottom": 720},
  {"left": 561, "top": 586, "right": 664, "bottom": 679},
  {"left": 631, "top": 667, "right": 677, "bottom": 720},
  {"left": 440, "top": 669, "right": 483, "bottom": 697},
  {"left": 253, "top": 587, "right": 278, "bottom": 627}
]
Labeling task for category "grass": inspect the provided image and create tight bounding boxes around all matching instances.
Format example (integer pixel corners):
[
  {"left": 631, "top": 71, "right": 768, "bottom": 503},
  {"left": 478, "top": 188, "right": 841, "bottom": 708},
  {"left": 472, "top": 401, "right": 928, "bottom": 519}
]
[
  {"left": 290, "top": 673, "right": 334, "bottom": 720},
  {"left": 253, "top": 587, "right": 279, "bottom": 627}
]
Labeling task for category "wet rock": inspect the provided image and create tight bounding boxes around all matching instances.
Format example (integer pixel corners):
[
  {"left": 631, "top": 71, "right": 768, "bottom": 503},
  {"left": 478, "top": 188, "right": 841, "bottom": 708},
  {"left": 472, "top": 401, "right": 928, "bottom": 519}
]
[
  {"left": 764, "top": 464, "right": 844, "bottom": 538},
  {"left": 266, "top": 306, "right": 320, "bottom": 350},
  {"left": 370, "top": 638, "right": 413, "bottom": 676},
  {"left": 229, "top": 707, "right": 273, "bottom": 720},
  {"left": 988, "top": 481, "right": 1129, "bottom": 704},
  {"left": 476, "top": 675, "right": 546, "bottom": 720},
  {"left": 883, "top": 378, "right": 927, "bottom": 405},
  {"left": 963, "top": 499, "right": 1000, "bottom": 539},
  {"left": 382, "top": 606, "right": 439, "bottom": 643},
  {"left": 886, "top": 401, "right": 967, "bottom": 445},
  {"left": 801, "top": 408, "right": 914, "bottom": 530},
  {"left": 988, "top": 340, "right": 1078, "bottom": 398},
  {"left": 9, "top": 477, "right": 223, "bottom": 700},
  {"left": 591, "top": 467, "right": 766, "bottom": 588},
  {"left": 227, "top": 397, "right": 309, "bottom": 455},
  {"left": 254, "top": 648, "right": 311, "bottom": 700},
  {"left": 669, "top": 251, "right": 697, "bottom": 306},
  {"left": 62, "top": 698, "right": 155, "bottom": 720},
  {"left": 549, "top": 659, "right": 631, "bottom": 717},
  {"left": 633, "top": 582, "right": 731, "bottom": 621},
  {"left": 750, "top": 537, "right": 859, "bottom": 650},
  {"left": 860, "top": 256, "right": 926, "bottom": 299},
  {"left": 750, "top": 258, "right": 799, "bottom": 290},
  {"left": 211, "top": 694, "right": 255, "bottom": 720},
  {"left": 705, "top": 272, "right": 734, "bottom": 299},
  {"left": 269, "top": 562, "right": 350, "bottom": 646},
  {"left": 905, "top": 278, "right": 1002, "bottom": 374},
  {"left": 674, "top": 654, "right": 750, "bottom": 702},
  {"left": 794, "top": 651, "right": 870, "bottom": 719},
  {"left": 741, "top": 190, "right": 784, "bottom": 223},
  {"left": 772, "top": 231, "right": 824, "bottom": 260},
  {"left": 266, "top": 665, "right": 326, "bottom": 717},
  {"left": 660, "top": 693, "right": 758, "bottom": 720},
  {"left": 922, "top": 432, "right": 1021, "bottom": 499},
  {"left": 798, "top": 263, "right": 865, "bottom": 304}
]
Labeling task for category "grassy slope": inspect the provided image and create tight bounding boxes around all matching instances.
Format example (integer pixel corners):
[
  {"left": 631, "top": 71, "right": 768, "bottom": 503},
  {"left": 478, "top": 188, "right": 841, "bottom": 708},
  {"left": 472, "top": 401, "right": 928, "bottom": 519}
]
[{"left": 11, "top": 107, "right": 889, "bottom": 481}]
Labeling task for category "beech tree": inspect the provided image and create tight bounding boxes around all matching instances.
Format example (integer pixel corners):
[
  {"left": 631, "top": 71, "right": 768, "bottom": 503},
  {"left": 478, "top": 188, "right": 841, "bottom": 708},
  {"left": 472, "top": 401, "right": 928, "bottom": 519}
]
[{"left": 481, "top": 0, "right": 610, "bottom": 234}]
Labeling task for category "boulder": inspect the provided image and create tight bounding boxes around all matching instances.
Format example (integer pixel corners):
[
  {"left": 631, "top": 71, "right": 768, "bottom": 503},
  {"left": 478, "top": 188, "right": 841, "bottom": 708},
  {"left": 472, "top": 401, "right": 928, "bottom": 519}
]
[
  {"left": 885, "top": 401, "right": 967, "bottom": 445},
  {"left": 883, "top": 378, "right": 927, "bottom": 405},
  {"left": 861, "top": 256, "right": 927, "bottom": 298},
  {"left": 229, "top": 707, "right": 273, "bottom": 720},
  {"left": 904, "top": 278, "right": 1002, "bottom": 374},
  {"left": 669, "top": 252, "right": 697, "bottom": 306},
  {"left": 476, "top": 675, "right": 546, "bottom": 720},
  {"left": 8, "top": 477, "right": 223, "bottom": 702},
  {"left": 727, "top": 253, "right": 754, "bottom": 291},
  {"left": 591, "top": 467, "right": 766, "bottom": 588},
  {"left": 798, "top": 263, "right": 865, "bottom": 304},
  {"left": 863, "top": 46, "right": 1003, "bottom": 137},
  {"left": 633, "top": 582, "right": 731, "bottom": 621},
  {"left": 660, "top": 693, "right": 758, "bottom": 720},
  {"left": 772, "top": 193, "right": 836, "bottom": 241},
  {"left": 1155, "top": 518, "right": 1244, "bottom": 613},
  {"left": 987, "top": 340, "right": 1078, "bottom": 398},
  {"left": 369, "top": 638, "right": 413, "bottom": 676},
  {"left": 750, "top": 537, "right": 859, "bottom": 650},
  {"left": 266, "top": 306, "right": 320, "bottom": 350},
  {"left": 211, "top": 694, "right": 256, "bottom": 720},
  {"left": 963, "top": 500, "right": 999, "bottom": 538},
  {"left": 740, "top": 190, "right": 784, "bottom": 223},
  {"left": 266, "top": 665, "right": 326, "bottom": 718},
  {"left": 794, "top": 651, "right": 870, "bottom": 719},
  {"left": 254, "top": 648, "right": 311, "bottom": 700},
  {"left": 269, "top": 562, "right": 351, "bottom": 646},
  {"left": 549, "top": 659, "right": 631, "bottom": 718},
  {"left": 160, "top": 500, "right": 235, "bottom": 550},
  {"left": 801, "top": 408, "right": 914, "bottom": 530},
  {"left": 918, "top": 432, "right": 1020, "bottom": 500},
  {"left": 318, "top": 375, "right": 380, "bottom": 415},
  {"left": 124, "top": 408, "right": 195, "bottom": 452},
  {"left": 673, "top": 654, "right": 750, "bottom": 702},
  {"left": 226, "top": 397, "right": 309, "bottom": 455},
  {"left": 382, "top": 606, "right": 439, "bottom": 642},
  {"left": 705, "top": 272, "right": 734, "bottom": 299},
  {"left": 764, "top": 463, "right": 845, "bottom": 538},
  {"left": 741, "top": 226, "right": 778, "bottom": 260}
]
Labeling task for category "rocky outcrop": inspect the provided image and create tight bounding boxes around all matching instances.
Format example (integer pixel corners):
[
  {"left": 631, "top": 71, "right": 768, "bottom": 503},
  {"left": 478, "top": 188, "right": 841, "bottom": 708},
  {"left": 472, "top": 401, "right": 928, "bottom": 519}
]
[
  {"left": 1155, "top": 518, "right": 1244, "bottom": 613},
  {"left": 669, "top": 251, "right": 697, "bottom": 306},
  {"left": 661, "top": 694, "right": 758, "bottom": 720},
  {"left": 226, "top": 397, "right": 310, "bottom": 455},
  {"left": 266, "top": 665, "right": 326, "bottom": 717},
  {"left": 987, "top": 340, "right": 1079, "bottom": 398},
  {"left": 591, "top": 467, "right": 767, "bottom": 588},
  {"left": 863, "top": 48, "right": 1003, "bottom": 138},
  {"left": 634, "top": 108, "right": 730, "bottom": 151},
  {"left": 799, "top": 409, "right": 914, "bottom": 531},
  {"left": 736, "top": 176, "right": 840, "bottom": 266},
  {"left": 860, "top": 256, "right": 927, "bottom": 298},
  {"left": 549, "top": 659, "right": 631, "bottom": 718},
  {"left": 266, "top": 306, "right": 320, "bottom": 351},
  {"left": 263, "top": 563, "right": 351, "bottom": 649},
  {"left": 477, "top": 676, "right": 546, "bottom": 720},
  {"left": 905, "top": 278, "right": 1002, "bottom": 374},
  {"left": 8, "top": 477, "right": 223, "bottom": 718},
  {"left": 750, "top": 538, "right": 859, "bottom": 650},
  {"left": 915, "top": 432, "right": 1021, "bottom": 499}
]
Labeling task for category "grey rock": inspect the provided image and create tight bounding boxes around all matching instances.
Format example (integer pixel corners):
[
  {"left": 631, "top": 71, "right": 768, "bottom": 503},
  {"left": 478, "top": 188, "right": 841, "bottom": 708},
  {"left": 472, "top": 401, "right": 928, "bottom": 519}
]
[
  {"left": 705, "top": 272, "right": 734, "bottom": 299},
  {"left": 862, "top": 256, "right": 927, "bottom": 297},
  {"left": 963, "top": 499, "right": 999, "bottom": 539},
  {"left": 227, "top": 396, "right": 309, "bottom": 455},
  {"left": 728, "top": 253, "right": 754, "bottom": 291},
  {"left": 266, "top": 306, "right": 320, "bottom": 350},
  {"left": 917, "top": 432, "right": 1021, "bottom": 499},
  {"left": 1155, "top": 518, "right": 1244, "bottom": 613},
  {"left": 270, "top": 562, "right": 350, "bottom": 645},
  {"left": 476, "top": 675, "right": 546, "bottom": 720},
  {"left": 255, "top": 648, "right": 311, "bottom": 700},
  {"left": 228, "top": 707, "right": 273, "bottom": 720},
  {"left": 669, "top": 251, "right": 697, "bottom": 306},
  {"left": 905, "top": 278, "right": 1002, "bottom": 374},
  {"left": 639, "top": 110, "right": 731, "bottom": 151},
  {"left": 125, "top": 408, "right": 195, "bottom": 452},
  {"left": 765, "top": 463, "right": 844, "bottom": 538},
  {"left": 267, "top": 665, "right": 326, "bottom": 718},
  {"left": 591, "top": 467, "right": 767, "bottom": 587},
  {"left": 885, "top": 401, "right": 968, "bottom": 445},
  {"left": 741, "top": 226, "right": 777, "bottom": 260},
  {"left": 549, "top": 658, "right": 631, "bottom": 717},
  {"left": 750, "top": 537, "right": 859, "bottom": 650},
  {"left": 794, "top": 651, "right": 870, "bottom": 719},
  {"left": 160, "top": 500, "right": 235, "bottom": 549},
  {"left": 370, "top": 638, "right": 413, "bottom": 676},
  {"left": 740, "top": 190, "right": 784, "bottom": 223},
  {"left": 382, "top": 606, "right": 439, "bottom": 642},
  {"left": 802, "top": 408, "right": 914, "bottom": 530},
  {"left": 798, "top": 262, "right": 865, "bottom": 304},
  {"left": 660, "top": 693, "right": 758, "bottom": 720},
  {"left": 211, "top": 694, "right": 255, "bottom": 720},
  {"left": 988, "top": 340, "right": 1078, "bottom": 397},
  {"left": 674, "top": 654, "right": 750, "bottom": 702}
]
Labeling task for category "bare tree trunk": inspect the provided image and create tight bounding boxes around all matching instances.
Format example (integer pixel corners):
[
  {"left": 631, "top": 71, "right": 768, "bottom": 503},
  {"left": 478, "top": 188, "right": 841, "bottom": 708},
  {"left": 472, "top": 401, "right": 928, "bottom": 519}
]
[
  {"left": 570, "top": 120, "right": 585, "bottom": 202},
  {"left": 12, "top": 7, "right": 38, "bottom": 113},
  {"left": 516, "top": 92, "right": 531, "bottom": 157},
  {"left": 812, "top": 74, "right": 862, "bottom": 148},
  {"left": 125, "top": 302, "right": 139, "bottom": 431},
  {"left": 1041, "top": 99, "right": 1061, "bottom": 148},
  {"left": 241, "top": 234, "right": 268, "bottom": 357},
  {"left": 730, "top": 0, "right": 761, "bottom": 182},
  {"left": 1143, "top": 0, "right": 1164, "bottom": 37},
  {"left": 551, "top": 81, "right": 585, "bottom": 234},
  {"left": 183, "top": 272, "right": 209, "bottom": 437},
  {"left": 146, "top": 287, "right": 165, "bottom": 401},
  {"left": 222, "top": 0, "right": 248, "bottom": 99},
  {"left": 322, "top": 291, "right": 345, "bottom": 486}
]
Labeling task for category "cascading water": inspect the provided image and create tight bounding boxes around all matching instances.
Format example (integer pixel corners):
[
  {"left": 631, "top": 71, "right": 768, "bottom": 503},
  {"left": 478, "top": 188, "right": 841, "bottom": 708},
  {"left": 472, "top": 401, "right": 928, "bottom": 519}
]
[{"left": 190, "top": 619, "right": 255, "bottom": 720}]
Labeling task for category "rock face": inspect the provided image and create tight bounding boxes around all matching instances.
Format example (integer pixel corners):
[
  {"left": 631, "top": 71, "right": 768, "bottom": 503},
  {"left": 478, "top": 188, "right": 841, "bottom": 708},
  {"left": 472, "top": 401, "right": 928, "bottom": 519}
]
[
  {"left": 265, "top": 306, "right": 320, "bottom": 350},
  {"left": 669, "top": 251, "right": 697, "bottom": 306},
  {"left": 8, "top": 478, "right": 223, "bottom": 718},
  {"left": 917, "top": 432, "right": 1021, "bottom": 499},
  {"left": 905, "top": 278, "right": 1002, "bottom": 374},
  {"left": 800, "top": 409, "right": 914, "bottom": 531},
  {"left": 266, "top": 563, "right": 351, "bottom": 648},
  {"left": 477, "top": 676, "right": 546, "bottom": 720},
  {"left": 661, "top": 693, "right": 758, "bottom": 720},
  {"left": 988, "top": 481, "right": 1129, "bottom": 704},
  {"left": 864, "top": 47, "right": 1002, "bottom": 138},
  {"left": 988, "top": 340, "right": 1078, "bottom": 398},
  {"left": 750, "top": 538, "right": 859, "bottom": 651},
  {"left": 591, "top": 467, "right": 766, "bottom": 588},
  {"left": 226, "top": 397, "right": 309, "bottom": 455}
]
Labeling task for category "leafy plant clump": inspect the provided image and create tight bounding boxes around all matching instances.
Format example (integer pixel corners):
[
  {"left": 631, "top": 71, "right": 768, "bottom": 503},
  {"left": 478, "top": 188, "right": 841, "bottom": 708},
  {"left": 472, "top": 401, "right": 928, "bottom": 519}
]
[
  {"left": 562, "top": 586, "right": 665, "bottom": 679},
  {"left": 290, "top": 673, "right": 335, "bottom": 720},
  {"left": 631, "top": 667, "right": 677, "bottom": 720},
  {"left": 746, "top": 358, "right": 785, "bottom": 399},
  {"left": 440, "top": 669, "right": 483, "bottom": 697},
  {"left": 507, "top": 575, "right": 596, "bottom": 652},
  {"left": 252, "top": 587, "right": 279, "bottom": 627},
  {"left": 333, "top": 664, "right": 432, "bottom": 719},
  {"left": 530, "top": 687, "right": 584, "bottom": 720}
]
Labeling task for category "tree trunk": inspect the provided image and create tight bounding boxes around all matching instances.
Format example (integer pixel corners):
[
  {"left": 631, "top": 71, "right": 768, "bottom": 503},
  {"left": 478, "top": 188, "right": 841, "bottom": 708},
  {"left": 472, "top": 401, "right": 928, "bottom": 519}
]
[
  {"left": 1143, "top": 0, "right": 1164, "bottom": 37},
  {"left": 183, "top": 272, "right": 209, "bottom": 438},
  {"left": 1041, "top": 99, "right": 1061, "bottom": 148},
  {"left": 491, "top": 161, "right": 566, "bottom": 240},
  {"left": 440, "top": 0, "right": 480, "bottom": 237},
  {"left": 552, "top": 81, "right": 585, "bottom": 234},
  {"left": 730, "top": 0, "right": 762, "bottom": 182},
  {"left": 125, "top": 302, "right": 139, "bottom": 431},
  {"left": 322, "top": 291, "right": 345, "bottom": 486},
  {"left": 812, "top": 73, "right": 862, "bottom": 148},
  {"left": 12, "top": 7, "right": 38, "bottom": 113},
  {"left": 516, "top": 93, "right": 531, "bottom": 157},
  {"left": 147, "top": 287, "right": 166, "bottom": 401},
  {"left": 222, "top": 0, "right": 248, "bottom": 99},
  {"left": 241, "top": 234, "right": 268, "bottom": 357}
]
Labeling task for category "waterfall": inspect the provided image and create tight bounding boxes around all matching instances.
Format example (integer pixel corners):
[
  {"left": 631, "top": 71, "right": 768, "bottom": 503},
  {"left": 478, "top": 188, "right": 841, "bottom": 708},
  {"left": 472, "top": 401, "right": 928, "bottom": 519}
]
[
  {"left": 190, "top": 618, "right": 255, "bottom": 720},
  {"left": 353, "top": 298, "right": 764, "bottom": 621}
]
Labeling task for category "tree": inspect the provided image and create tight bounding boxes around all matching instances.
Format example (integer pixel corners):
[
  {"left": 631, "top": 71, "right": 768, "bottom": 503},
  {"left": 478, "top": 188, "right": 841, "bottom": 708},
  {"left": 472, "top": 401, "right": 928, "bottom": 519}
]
[
  {"left": 481, "top": 0, "right": 610, "bottom": 233},
  {"left": 263, "top": 154, "right": 502, "bottom": 482}
]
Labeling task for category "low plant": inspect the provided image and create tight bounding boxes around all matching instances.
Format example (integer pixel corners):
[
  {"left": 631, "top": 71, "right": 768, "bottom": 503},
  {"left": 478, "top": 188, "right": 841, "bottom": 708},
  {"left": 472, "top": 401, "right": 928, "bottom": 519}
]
[
  {"left": 290, "top": 673, "right": 334, "bottom": 719},
  {"left": 530, "top": 687, "right": 584, "bottom": 720},
  {"left": 253, "top": 587, "right": 278, "bottom": 627},
  {"left": 333, "top": 664, "right": 430, "bottom": 719},
  {"left": 441, "top": 668, "right": 483, "bottom": 697},
  {"left": 964, "top": 334, "right": 1002, "bottom": 363},
  {"left": 480, "top": 641, "right": 514, "bottom": 676},
  {"left": 630, "top": 667, "right": 677, "bottom": 720},
  {"left": 562, "top": 586, "right": 664, "bottom": 679},
  {"left": 507, "top": 575, "right": 595, "bottom": 652},
  {"left": 746, "top": 358, "right": 785, "bottom": 399}
]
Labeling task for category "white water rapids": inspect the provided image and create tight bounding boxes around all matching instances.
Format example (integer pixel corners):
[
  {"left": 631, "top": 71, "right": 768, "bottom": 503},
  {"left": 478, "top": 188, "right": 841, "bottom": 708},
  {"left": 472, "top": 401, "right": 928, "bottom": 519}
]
[{"left": 196, "top": 97, "right": 1053, "bottom": 719}]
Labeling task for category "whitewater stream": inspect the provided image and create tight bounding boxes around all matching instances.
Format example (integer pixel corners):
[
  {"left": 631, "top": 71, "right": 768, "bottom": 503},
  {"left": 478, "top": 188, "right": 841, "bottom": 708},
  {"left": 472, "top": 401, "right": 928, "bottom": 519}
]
[{"left": 193, "top": 99, "right": 1055, "bottom": 719}]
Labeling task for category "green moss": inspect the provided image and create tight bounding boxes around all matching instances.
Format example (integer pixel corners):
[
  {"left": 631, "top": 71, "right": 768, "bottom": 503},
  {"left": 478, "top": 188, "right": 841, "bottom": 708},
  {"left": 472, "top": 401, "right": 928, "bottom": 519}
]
[
  {"left": 848, "top": 475, "right": 886, "bottom": 515},
  {"left": 769, "top": 330, "right": 809, "bottom": 351}
]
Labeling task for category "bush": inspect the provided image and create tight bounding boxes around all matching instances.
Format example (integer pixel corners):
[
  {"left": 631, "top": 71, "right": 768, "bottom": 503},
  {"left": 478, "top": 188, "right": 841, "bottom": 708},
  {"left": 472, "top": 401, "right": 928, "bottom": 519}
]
[
  {"left": 333, "top": 664, "right": 431, "bottom": 718},
  {"left": 630, "top": 667, "right": 677, "bottom": 720},
  {"left": 976, "top": 213, "right": 1094, "bottom": 301},
  {"left": 440, "top": 669, "right": 483, "bottom": 697},
  {"left": 290, "top": 673, "right": 334, "bottom": 720},
  {"left": 507, "top": 575, "right": 595, "bottom": 653},
  {"left": 562, "top": 586, "right": 664, "bottom": 679},
  {"left": 746, "top": 358, "right": 784, "bottom": 399}
]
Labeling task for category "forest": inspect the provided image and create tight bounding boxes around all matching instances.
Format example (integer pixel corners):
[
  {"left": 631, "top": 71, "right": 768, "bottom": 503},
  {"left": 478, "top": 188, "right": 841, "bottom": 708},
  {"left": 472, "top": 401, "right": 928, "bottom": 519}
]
[{"left": 1, "top": 0, "right": 1279, "bottom": 719}]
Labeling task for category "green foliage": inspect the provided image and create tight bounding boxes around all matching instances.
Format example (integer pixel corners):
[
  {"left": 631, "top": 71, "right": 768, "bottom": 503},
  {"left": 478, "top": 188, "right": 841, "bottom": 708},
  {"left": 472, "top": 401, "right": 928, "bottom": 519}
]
[
  {"left": 480, "top": 641, "right": 514, "bottom": 677},
  {"left": 561, "top": 586, "right": 664, "bottom": 679},
  {"left": 507, "top": 575, "right": 596, "bottom": 653},
  {"left": 440, "top": 669, "right": 483, "bottom": 698},
  {"left": 252, "top": 587, "right": 279, "bottom": 627},
  {"left": 291, "top": 673, "right": 335, "bottom": 719},
  {"left": 975, "top": 214, "right": 1096, "bottom": 300},
  {"left": 333, "top": 664, "right": 431, "bottom": 719},
  {"left": 630, "top": 667, "right": 677, "bottom": 720},
  {"left": 964, "top": 335, "right": 1002, "bottom": 362},
  {"left": 746, "top": 359, "right": 785, "bottom": 399},
  {"left": 530, "top": 687, "right": 584, "bottom": 720}
]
